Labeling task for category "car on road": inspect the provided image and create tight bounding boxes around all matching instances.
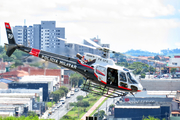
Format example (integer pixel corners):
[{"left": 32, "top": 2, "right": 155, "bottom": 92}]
[
  {"left": 74, "top": 88, "right": 79, "bottom": 92},
  {"left": 66, "top": 93, "right": 71, "bottom": 98},
  {"left": 51, "top": 108, "right": 55, "bottom": 113},
  {"left": 57, "top": 102, "right": 62, "bottom": 108},
  {"left": 70, "top": 91, "right": 74, "bottom": 95},
  {"left": 60, "top": 97, "right": 65, "bottom": 104}
]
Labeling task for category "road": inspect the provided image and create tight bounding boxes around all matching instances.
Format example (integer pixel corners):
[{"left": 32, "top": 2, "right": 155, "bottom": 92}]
[
  {"left": 49, "top": 90, "right": 87, "bottom": 120},
  {"left": 97, "top": 97, "right": 116, "bottom": 115}
]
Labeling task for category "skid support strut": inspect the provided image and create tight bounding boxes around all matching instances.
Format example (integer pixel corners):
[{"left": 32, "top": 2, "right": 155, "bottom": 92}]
[{"left": 81, "top": 81, "right": 128, "bottom": 98}]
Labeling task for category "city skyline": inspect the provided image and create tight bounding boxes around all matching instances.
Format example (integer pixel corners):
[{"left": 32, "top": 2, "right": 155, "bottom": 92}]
[{"left": 0, "top": 0, "right": 180, "bottom": 53}]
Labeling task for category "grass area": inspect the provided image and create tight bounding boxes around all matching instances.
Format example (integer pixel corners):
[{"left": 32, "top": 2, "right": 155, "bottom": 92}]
[
  {"left": 90, "top": 97, "right": 108, "bottom": 116},
  {"left": 46, "top": 101, "right": 56, "bottom": 108},
  {"left": 63, "top": 93, "right": 102, "bottom": 120}
]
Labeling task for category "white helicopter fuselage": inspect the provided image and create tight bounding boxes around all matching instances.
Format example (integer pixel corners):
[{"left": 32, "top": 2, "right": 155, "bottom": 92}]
[{"left": 83, "top": 53, "right": 143, "bottom": 92}]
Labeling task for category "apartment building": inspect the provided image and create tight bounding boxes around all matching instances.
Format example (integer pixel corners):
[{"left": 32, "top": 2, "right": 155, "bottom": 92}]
[
  {"left": 13, "top": 21, "right": 109, "bottom": 57},
  {"left": 13, "top": 21, "right": 65, "bottom": 51}
]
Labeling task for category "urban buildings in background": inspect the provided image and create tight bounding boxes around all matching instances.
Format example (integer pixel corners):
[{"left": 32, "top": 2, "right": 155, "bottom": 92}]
[
  {"left": 13, "top": 21, "right": 109, "bottom": 58},
  {"left": 13, "top": 21, "right": 65, "bottom": 53}
]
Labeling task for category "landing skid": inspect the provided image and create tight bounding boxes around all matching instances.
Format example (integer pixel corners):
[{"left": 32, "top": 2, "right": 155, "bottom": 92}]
[{"left": 81, "top": 81, "right": 128, "bottom": 98}]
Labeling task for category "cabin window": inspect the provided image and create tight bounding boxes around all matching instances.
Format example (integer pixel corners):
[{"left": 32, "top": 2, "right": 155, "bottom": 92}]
[
  {"left": 120, "top": 72, "right": 127, "bottom": 82},
  {"left": 126, "top": 72, "right": 138, "bottom": 84},
  {"left": 96, "top": 66, "right": 105, "bottom": 76}
]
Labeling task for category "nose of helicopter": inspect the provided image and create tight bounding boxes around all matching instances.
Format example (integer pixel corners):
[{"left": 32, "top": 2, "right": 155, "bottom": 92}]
[{"left": 138, "top": 84, "right": 143, "bottom": 92}]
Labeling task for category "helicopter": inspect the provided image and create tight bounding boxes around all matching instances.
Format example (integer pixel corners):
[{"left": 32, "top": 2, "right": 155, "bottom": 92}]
[{"left": 4, "top": 22, "right": 143, "bottom": 98}]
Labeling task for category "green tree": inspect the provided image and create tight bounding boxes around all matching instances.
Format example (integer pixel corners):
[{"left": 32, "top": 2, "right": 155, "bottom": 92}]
[
  {"left": 1, "top": 53, "right": 16, "bottom": 62},
  {"left": 77, "top": 95, "right": 83, "bottom": 101},
  {"left": 14, "top": 60, "right": 24, "bottom": 67},
  {"left": 61, "top": 115, "right": 74, "bottom": 120},
  {"left": 149, "top": 66, "right": 155, "bottom": 72},
  {"left": 141, "top": 73, "right": 146, "bottom": 78},
  {"left": 77, "top": 100, "right": 90, "bottom": 112},
  {"left": 109, "top": 104, "right": 115, "bottom": 108},
  {"left": 51, "top": 91, "right": 61, "bottom": 103},
  {"left": 29, "top": 62, "right": 41, "bottom": 67},
  {"left": 70, "top": 73, "right": 84, "bottom": 87},
  {"left": 154, "top": 55, "right": 160, "bottom": 60},
  {"left": 59, "top": 86, "right": 69, "bottom": 96},
  {"left": 69, "top": 102, "right": 76, "bottom": 107},
  {"left": 27, "top": 111, "right": 37, "bottom": 117},
  {"left": 171, "top": 68, "right": 177, "bottom": 75},
  {"left": 94, "top": 110, "right": 106, "bottom": 120},
  {"left": 0, "top": 46, "right": 4, "bottom": 53},
  {"left": 142, "top": 116, "right": 165, "bottom": 120}
]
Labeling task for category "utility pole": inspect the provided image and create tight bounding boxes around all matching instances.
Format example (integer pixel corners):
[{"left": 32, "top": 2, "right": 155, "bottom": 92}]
[
  {"left": 106, "top": 99, "right": 107, "bottom": 114},
  {"left": 58, "top": 106, "right": 59, "bottom": 120},
  {"left": 97, "top": 107, "right": 99, "bottom": 120},
  {"left": 78, "top": 106, "right": 79, "bottom": 118}
]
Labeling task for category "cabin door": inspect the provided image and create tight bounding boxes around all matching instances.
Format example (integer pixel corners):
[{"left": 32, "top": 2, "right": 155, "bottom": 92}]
[
  {"left": 107, "top": 68, "right": 118, "bottom": 86},
  {"left": 95, "top": 65, "right": 106, "bottom": 84}
]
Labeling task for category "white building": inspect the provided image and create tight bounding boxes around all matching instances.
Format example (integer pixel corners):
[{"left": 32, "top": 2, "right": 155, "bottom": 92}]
[
  {"left": 167, "top": 56, "right": 180, "bottom": 76},
  {"left": 19, "top": 75, "right": 60, "bottom": 92}
]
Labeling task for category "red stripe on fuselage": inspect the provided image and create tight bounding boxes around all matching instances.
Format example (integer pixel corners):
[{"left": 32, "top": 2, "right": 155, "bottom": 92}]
[
  {"left": 96, "top": 69, "right": 105, "bottom": 76},
  {"left": 101, "top": 80, "right": 107, "bottom": 84},
  {"left": 118, "top": 86, "right": 132, "bottom": 91},
  {"left": 77, "top": 60, "right": 94, "bottom": 69},
  {"left": 94, "top": 73, "right": 98, "bottom": 78},
  {"left": 5, "top": 22, "right": 11, "bottom": 29},
  {"left": 29, "top": 48, "right": 40, "bottom": 57}
]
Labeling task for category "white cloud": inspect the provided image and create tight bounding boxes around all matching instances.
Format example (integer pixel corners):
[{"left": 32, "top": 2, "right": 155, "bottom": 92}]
[
  {"left": 0, "top": 0, "right": 179, "bottom": 53},
  {"left": 175, "top": 42, "right": 180, "bottom": 47}
]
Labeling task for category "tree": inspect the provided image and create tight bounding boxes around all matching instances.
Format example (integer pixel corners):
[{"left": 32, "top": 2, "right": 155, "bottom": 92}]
[
  {"left": 109, "top": 104, "right": 115, "bottom": 108},
  {"left": 69, "top": 102, "right": 76, "bottom": 107},
  {"left": 14, "top": 60, "right": 24, "bottom": 67},
  {"left": 154, "top": 55, "right": 160, "bottom": 60},
  {"left": 142, "top": 116, "right": 166, "bottom": 120},
  {"left": 29, "top": 62, "right": 41, "bottom": 67},
  {"left": 51, "top": 91, "right": 61, "bottom": 103},
  {"left": 27, "top": 111, "right": 37, "bottom": 117},
  {"left": 76, "top": 100, "right": 90, "bottom": 112},
  {"left": 141, "top": 73, "right": 146, "bottom": 78},
  {"left": 94, "top": 110, "right": 106, "bottom": 120},
  {"left": 149, "top": 66, "right": 155, "bottom": 72},
  {"left": 70, "top": 73, "right": 84, "bottom": 87},
  {"left": 171, "top": 68, "right": 177, "bottom": 75},
  {"left": 61, "top": 115, "right": 74, "bottom": 120},
  {"left": 0, "top": 46, "right": 4, "bottom": 53},
  {"left": 77, "top": 95, "right": 83, "bottom": 101},
  {"left": 59, "top": 86, "right": 69, "bottom": 96}
]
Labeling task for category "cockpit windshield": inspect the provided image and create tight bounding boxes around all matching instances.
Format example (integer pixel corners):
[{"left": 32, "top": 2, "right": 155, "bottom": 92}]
[{"left": 127, "top": 72, "right": 138, "bottom": 84}]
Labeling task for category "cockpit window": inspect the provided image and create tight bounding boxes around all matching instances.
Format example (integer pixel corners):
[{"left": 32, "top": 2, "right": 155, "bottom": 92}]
[
  {"left": 120, "top": 72, "right": 127, "bottom": 82},
  {"left": 96, "top": 66, "right": 106, "bottom": 76},
  {"left": 127, "top": 72, "right": 138, "bottom": 84}
]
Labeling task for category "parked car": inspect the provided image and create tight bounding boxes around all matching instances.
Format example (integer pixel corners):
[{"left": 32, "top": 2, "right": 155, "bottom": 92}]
[
  {"left": 70, "top": 91, "right": 74, "bottom": 95},
  {"left": 74, "top": 88, "right": 79, "bottom": 92},
  {"left": 51, "top": 108, "right": 55, "bottom": 113},
  {"left": 57, "top": 102, "right": 62, "bottom": 108},
  {"left": 66, "top": 93, "right": 71, "bottom": 98},
  {"left": 54, "top": 106, "right": 58, "bottom": 110},
  {"left": 60, "top": 97, "right": 65, "bottom": 104}
]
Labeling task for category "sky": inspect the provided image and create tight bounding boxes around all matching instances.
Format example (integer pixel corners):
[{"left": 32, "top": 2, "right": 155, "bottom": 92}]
[{"left": 0, "top": 0, "right": 180, "bottom": 53}]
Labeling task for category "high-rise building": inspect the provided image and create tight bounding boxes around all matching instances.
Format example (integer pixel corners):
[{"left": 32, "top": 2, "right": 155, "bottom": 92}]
[
  {"left": 40, "top": 21, "right": 65, "bottom": 52},
  {"left": 13, "top": 21, "right": 65, "bottom": 52},
  {"left": 13, "top": 21, "right": 109, "bottom": 58},
  {"left": 13, "top": 26, "right": 27, "bottom": 46}
]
